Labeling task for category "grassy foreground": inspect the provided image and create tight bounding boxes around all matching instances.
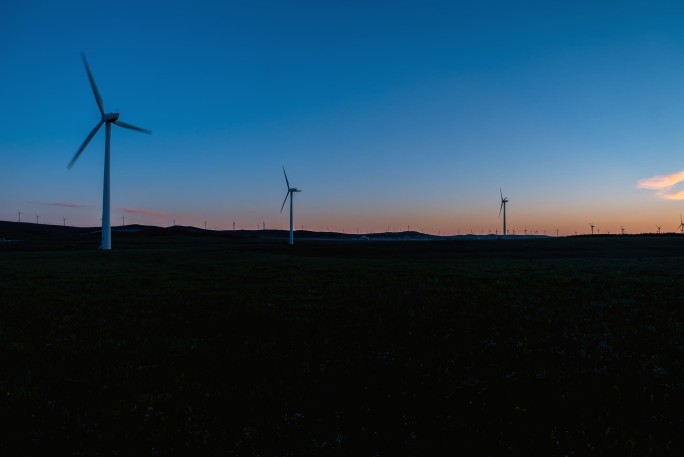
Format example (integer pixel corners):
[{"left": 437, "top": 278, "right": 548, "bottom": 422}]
[{"left": 2, "top": 235, "right": 684, "bottom": 455}]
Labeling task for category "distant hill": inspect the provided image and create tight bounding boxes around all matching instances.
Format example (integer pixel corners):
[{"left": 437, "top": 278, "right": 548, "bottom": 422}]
[{"left": 0, "top": 221, "right": 544, "bottom": 243}]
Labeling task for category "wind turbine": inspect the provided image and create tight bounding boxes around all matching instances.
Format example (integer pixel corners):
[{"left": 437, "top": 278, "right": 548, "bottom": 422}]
[
  {"left": 67, "top": 53, "right": 150, "bottom": 250},
  {"left": 280, "top": 167, "right": 301, "bottom": 245},
  {"left": 621, "top": 226, "right": 625, "bottom": 235},
  {"left": 657, "top": 225, "right": 662, "bottom": 234},
  {"left": 676, "top": 215, "right": 684, "bottom": 234},
  {"left": 17, "top": 211, "right": 21, "bottom": 223},
  {"left": 590, "top": 223, "right": 595, "bottom": 235},
  {"left": 499, "top": 189, "right": 509, "bottom": 238}
]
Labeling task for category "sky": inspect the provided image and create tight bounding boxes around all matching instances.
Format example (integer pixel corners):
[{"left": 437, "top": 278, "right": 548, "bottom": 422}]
[{"left": 3, "top": 0, "right": 684, "bottom": 235}]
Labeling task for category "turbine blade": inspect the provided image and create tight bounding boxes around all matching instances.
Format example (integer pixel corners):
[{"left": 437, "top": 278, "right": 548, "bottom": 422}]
[
  {"left": 500, "top": 188, "right": 503, "bottom": 201},
  {"left": 280, "top": 191, "right": 289, "bottom": 213},
  {"left": 81, "top": 53, "right": 104, "bottom": 117},
  {"left": 499, "top": 201, "right": 503, "bottom": 217},
  {"left": 283, "top": 167, "right": 290, "bottom": 189},
  {"left": 68, "top": 121, "right": 104, "bottom": 169},
  {"left": 114, "top": 120, "right": 151, "bottom": 134}
]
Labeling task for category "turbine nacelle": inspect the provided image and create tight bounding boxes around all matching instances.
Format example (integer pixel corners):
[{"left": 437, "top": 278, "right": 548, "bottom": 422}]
[{"left": 103, "top": 112, "right": 120, "bottom": 122}]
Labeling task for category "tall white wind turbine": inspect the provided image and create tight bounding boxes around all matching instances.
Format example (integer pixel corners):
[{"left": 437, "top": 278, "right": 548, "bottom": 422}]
[
  {"left": 67, "top": 53, "right": 150, "bottom": 250},
  {"left": 280, "top": 167, "right": 301, "bottom": 245},
  {"left": 499, "top": 189, "right": 509, "bottom": 239}
]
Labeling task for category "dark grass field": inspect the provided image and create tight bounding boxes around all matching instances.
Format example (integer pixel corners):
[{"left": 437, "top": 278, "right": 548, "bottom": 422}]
[{"left": 3, "top": 224, "right": 684, "bottom": 455}]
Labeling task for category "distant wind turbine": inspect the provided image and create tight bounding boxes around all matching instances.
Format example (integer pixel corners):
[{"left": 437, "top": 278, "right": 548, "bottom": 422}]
[
  {"left": 67, "top": 53, "right": 150, "bottom": 250},
  {"left": 17, "top": 211, "right": 21, "bottom": 223},
  {"left": 657, "top": 225, "right": 662, "bottom": 234},
  {"left": 590, "top": 223, "right": 595, "bottom": 235},
  {"left": 621, "top": 226, "right": 625, "bottom": 235},
  {"left": 676, "top": 215, "right": 684, "bottom": 234},
  {"left": 280, "top": 167, "right": 301, "bottom": 245},
  {"left": 499, "top": 189, "right": 509, "bottom": 238}
]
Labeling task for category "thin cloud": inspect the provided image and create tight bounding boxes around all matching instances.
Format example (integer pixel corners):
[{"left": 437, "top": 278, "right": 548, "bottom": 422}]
[
  {"left": 660, "top": 189, "right": 684, "bottom": 200},
  {"left": 45, "top": 201, "right": 87, "bottom": 208},
  {"left": 638, "top": 170, "right": 684, "bottom": 200},
  {"left": 119, "top": 207, "right": 169, "bottom": 217}
]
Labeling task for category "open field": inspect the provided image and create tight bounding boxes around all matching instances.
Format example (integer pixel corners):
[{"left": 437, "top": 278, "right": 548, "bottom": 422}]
[{"left": 2, "top": 225, "right": 684, "bottom": 455}]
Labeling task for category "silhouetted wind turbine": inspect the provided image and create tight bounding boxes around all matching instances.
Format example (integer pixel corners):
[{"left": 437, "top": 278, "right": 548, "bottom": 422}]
[
  {"left": 676, "top": 215, "right": 684, "bottom": 234},
  {"left": 67, "top": 53, "right": 150, "bottom": 250},
  {"left": 621, "top": 226, "right": 625, "bottom": 235},
  {"left": 656, "top": 225, "right": 662, "bottom": 234},
  {"left": 280, "top": 167, "right": 301, "bottom": 245},
  {"left": 499, "top": 189, "right": 509, "bottom": 238},
  {"left": 590, "top": 223, "right": 595, "bottom": 235},
  {"left": 17, "top": 211, "right": 21, "bottom": 223}
]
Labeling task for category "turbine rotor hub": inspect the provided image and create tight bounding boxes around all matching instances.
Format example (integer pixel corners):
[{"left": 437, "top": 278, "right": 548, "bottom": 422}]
[{"left": 103, "top": 112, "right": 120, "bottom": 122}]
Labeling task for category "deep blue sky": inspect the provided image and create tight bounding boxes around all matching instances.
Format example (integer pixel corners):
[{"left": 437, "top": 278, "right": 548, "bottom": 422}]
[{"left": 3, "top": 1, "right": 684, "bottom": 234}]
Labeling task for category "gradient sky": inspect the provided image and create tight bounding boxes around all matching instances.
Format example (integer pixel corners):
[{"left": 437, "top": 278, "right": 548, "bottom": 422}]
[{"left": 3, "top": 1, "right": 684, "bottom": 235}]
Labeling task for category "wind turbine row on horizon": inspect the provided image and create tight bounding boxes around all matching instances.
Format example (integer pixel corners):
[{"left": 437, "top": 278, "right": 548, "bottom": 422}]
[{"left": 54, "top": 54, "right": 684, "bottom": 249}]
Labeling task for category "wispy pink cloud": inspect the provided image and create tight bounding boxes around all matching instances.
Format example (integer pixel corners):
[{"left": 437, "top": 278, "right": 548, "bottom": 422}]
[
  {"left": 119, "top": 207, "right": 169, "bottom": 217},
  {"left": 45, "top": 201, "right": 87, "bottom": 208},
  {"left": 638, "top": 170, "right": 684, "bottom": 200},
  {"left": 660, "top": 190, "right": 684, "bottom": 200},
  {"left": 637, "top": 170, "right": 684, "bottom": 189}
]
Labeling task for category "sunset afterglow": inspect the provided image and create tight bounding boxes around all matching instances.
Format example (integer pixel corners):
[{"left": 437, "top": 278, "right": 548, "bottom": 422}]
[{"left": 3, "top": 2, "right": 684, "bottom": 235}]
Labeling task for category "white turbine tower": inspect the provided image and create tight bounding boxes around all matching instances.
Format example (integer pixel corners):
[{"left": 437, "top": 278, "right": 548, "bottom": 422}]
[
  {"left": 68, "top": 53, "right": 150, "bottom": 250},
  {"left": 280, "top": 167, "right": 301, "bottom": 245},
  {"left": 499, "top": 189, "right": 509, "bottom": 238}
]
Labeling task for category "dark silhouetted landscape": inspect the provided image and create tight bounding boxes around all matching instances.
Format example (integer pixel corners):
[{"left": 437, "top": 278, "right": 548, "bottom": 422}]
[{"left": 2, "top": 221, "right": 684, "bottom": 455}]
